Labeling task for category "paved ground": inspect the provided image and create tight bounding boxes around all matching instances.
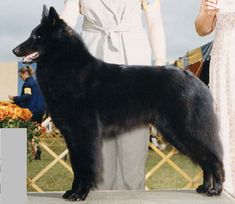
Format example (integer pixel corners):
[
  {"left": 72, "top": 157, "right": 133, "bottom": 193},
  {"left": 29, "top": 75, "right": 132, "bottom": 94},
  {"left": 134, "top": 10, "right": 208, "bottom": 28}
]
[{"left": 28, "top": 190, "right": 235, "bottom": 204}]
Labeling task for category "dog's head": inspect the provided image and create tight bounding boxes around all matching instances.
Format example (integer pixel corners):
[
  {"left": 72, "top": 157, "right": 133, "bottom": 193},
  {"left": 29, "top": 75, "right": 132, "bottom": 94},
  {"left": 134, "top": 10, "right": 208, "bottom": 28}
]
[{"left": 13, "top": 5, "right": 71, "bottom": 64}]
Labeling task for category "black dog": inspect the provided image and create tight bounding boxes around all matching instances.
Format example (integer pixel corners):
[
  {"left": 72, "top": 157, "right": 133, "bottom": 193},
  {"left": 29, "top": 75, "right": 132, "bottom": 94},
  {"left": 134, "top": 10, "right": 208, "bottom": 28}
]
[{"left": 13, "top": 6, "right": 224, "bottom": 201}]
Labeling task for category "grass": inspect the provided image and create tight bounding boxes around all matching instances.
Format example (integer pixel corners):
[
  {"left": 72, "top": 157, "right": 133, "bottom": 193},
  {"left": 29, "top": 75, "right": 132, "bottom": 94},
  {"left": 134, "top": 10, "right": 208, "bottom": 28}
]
[
  {"left": 27, "top": 138, "right": 202, "bottom": 192},
  {"left": 27, "top": 138, "right": 73, "bottom": 192},
  {"left": 146, "top": 147, "right": 202, "bottom": 189}
]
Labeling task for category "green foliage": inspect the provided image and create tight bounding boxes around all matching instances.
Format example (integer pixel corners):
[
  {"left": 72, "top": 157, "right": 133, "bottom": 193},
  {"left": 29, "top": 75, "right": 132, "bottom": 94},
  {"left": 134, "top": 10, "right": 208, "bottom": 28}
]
[{"left": 0, "top": 118, "right": 42, "bottom": 142}]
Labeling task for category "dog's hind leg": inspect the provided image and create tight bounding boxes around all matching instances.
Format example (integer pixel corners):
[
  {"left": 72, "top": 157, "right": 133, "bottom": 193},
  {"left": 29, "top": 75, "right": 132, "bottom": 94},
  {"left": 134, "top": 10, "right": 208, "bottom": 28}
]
[
  {"left": 59, "top": 111, "right": 103, "bottom": 201},
  {"left": 172, "top": 129, "right": 224, "bottom": 196},
  {"left": 153, "top": 118, "right": 223, "bottom": 196},
  {"left": 194, "top": 149, "right": 224, "bottom": 196},
  {"left": 177, "top": 135, "right": 224, "bottom": 196},
  {"left": 152, "top": 120, "right": 189, "bottom": 156},
  {"left": 185, "top": 115, "right": 224, "bottom": 195},
  {"left": 196, "top": 162, "right": 213, "bottom": 194},
  {"left": 153, "top": 122, "right": 212, "bottom": 193},
  {"left": 205, "top": 155, "right": 224, "bottom": 196}
]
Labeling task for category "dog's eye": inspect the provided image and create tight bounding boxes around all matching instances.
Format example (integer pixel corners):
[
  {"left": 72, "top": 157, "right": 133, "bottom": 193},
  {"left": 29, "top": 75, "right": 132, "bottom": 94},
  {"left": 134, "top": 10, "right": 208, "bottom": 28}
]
[{"left": 32, "top": 35, "right": 41, "bottom": 40}]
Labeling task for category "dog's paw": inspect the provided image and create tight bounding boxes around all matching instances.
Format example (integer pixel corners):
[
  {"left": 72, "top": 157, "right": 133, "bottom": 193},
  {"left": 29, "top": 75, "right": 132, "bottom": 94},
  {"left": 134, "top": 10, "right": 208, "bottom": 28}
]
[
  {"left": 63, "top": 188, "right": 90, "bottom": 201},
  {"left": 63, "top": 190, "right": 84, "bottom": 201},
  {"left": 67, "top": 192, "right": 88, "bottom": 201},
  {"left": 63, "top": 190, "right": 73, "bottom": 199},
  {"left": 196, "top": 185, "right": 209, "bottom": 194},
  {"left": 207, "top": 187, "right": 222, "bottom": 196}
]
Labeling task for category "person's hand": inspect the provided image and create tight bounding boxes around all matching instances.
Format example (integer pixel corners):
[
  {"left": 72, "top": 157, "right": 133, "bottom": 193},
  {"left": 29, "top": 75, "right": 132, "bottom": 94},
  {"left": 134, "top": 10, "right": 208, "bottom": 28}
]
[
  {"left": 8, "top": 95, "right": 14, "bottom": 101},
  {"left": 205, "top": 0, "right": 219, "bottom": 16},
  {"left": 155, "top": 58, "right": 167, "bottom": 66}
]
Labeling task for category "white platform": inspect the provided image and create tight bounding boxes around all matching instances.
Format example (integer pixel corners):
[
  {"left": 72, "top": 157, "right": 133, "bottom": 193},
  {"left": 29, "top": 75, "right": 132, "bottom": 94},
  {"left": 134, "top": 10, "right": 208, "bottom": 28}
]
[{"left": 28, "top": 190, "right": 235, "bottom": 204}]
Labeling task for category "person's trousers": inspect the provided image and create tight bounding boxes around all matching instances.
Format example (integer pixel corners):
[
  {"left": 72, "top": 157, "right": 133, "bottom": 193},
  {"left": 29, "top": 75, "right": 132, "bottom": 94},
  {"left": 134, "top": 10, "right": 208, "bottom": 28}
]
[
  {"left": 32, "top": 112, "right": 44, "bottom": 123},
  {"left": 97, "top": 127, "right": 149, "bottom": 190}
]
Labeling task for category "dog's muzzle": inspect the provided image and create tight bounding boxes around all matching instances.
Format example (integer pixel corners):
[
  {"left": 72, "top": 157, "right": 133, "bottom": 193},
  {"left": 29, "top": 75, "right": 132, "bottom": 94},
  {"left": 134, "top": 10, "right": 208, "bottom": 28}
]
[
  {"left": 13, "top": 46, "right": 40, "bottom": 63},
  {"left": 12, "top": 47, "right": 21, "bottom": 57}
]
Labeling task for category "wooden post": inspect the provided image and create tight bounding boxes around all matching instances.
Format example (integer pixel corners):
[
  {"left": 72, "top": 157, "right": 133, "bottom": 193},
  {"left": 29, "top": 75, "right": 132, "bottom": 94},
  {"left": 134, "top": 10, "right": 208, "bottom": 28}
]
[{"left": 0, "top": 62, "right": 18, "bottom": 100}]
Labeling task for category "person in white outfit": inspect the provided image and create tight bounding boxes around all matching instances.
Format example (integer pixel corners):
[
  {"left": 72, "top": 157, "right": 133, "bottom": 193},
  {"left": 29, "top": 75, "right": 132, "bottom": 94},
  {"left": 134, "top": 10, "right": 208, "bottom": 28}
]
[
  {"left": 195, "top": 0, "right": 235, "bottom": 196},
  {"left": 61, "top": 0, "right": 166, "bottom": 190}
]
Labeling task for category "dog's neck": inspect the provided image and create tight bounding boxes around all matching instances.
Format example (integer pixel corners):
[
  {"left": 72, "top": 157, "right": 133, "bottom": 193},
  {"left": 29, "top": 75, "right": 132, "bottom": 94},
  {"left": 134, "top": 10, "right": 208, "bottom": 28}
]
[{"left": 41, "top": 33, "right": 96, "bottom": 70}]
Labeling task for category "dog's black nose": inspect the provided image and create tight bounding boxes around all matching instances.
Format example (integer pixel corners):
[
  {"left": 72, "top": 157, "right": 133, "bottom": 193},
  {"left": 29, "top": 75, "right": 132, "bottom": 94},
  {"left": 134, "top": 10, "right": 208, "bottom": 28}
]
[{"left": 13, "top": 47, "right": 20, "bottom": 56}]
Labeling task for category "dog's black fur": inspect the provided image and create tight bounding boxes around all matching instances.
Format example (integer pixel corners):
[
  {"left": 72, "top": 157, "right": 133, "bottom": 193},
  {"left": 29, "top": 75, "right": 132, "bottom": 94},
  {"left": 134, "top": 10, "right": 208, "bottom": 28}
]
[{"left": 13, "top": 6, "right": 224, "bottom": 201}]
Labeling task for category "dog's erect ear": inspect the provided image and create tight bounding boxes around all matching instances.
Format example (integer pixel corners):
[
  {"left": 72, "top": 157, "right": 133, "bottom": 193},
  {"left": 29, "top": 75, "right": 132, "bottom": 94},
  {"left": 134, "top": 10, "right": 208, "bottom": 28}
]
[
  {"left": 42, "top": 5, "right": 49, "bottom": 18},
  {"left": 41, "top": 5, "right": 49, "bottom": 23},
  {"left": 48, "top": 7, "right": 60, "bottom": 26}
]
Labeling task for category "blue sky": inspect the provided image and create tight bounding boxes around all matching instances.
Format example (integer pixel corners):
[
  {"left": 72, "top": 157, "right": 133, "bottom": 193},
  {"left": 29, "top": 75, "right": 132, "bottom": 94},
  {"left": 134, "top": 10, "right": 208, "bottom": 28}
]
[{"left": 0, "top": 0, "right": 214, "bottom": 62}]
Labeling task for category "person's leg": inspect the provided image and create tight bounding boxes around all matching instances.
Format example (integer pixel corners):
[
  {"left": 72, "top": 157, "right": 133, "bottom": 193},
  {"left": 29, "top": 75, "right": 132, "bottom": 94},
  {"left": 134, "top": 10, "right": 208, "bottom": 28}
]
[
  {"left": 97, "top": 137, "right": 117, "bottom": 190},
  {"left": 38, "top": 151, "right": 41, "bottom": 160},
  {"left": 116, "top": 127, "right": 149, "bottom": 189},
  {"left": 31, "top": 112, "right": 44, "bottom": 123},
  {"left": 35, "top": 151, "right": 38, "bottom": 160}
]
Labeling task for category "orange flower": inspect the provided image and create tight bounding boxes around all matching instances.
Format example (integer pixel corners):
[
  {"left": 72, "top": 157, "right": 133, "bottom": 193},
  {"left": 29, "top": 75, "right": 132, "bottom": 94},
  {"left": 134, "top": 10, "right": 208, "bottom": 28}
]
[
  {"left": 0, "top": 106, "right": 9, "bottom": 118},
  {"left": 13, "top": 107, "right": 22, "bottom": 117},
  {"left": 0, "top": 111, "right": 4, "bottom": 121},
  {"left": 20, "top": 108, "right": 32, "bottom": 121},
  {"left": 0, "top": 101, "right": 10, "bottom": 106}
]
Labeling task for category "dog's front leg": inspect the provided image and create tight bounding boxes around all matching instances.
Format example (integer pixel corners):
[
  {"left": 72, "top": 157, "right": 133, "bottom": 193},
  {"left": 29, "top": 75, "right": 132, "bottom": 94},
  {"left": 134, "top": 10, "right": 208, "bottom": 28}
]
[{"left": 60, "top": 111, "right": 102, "bottom": 201}]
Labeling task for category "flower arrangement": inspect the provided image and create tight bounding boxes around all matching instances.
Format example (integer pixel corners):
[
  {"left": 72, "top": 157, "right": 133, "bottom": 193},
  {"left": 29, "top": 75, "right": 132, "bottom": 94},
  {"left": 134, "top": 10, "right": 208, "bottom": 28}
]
[
  {"left": 0, "top": 101, "right": 46, "bottom": 161},
  {"left": 0, "top": 101, "right": 44, "bottom": 143}
]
